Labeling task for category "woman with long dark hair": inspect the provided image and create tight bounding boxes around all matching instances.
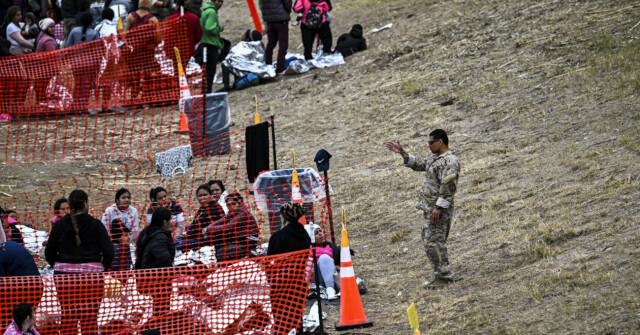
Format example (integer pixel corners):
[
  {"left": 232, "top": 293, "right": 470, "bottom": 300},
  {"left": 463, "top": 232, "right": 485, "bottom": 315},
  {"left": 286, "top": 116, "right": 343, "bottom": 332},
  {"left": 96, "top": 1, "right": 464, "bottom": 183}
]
[
  {"left": 146, "top": 187, "right": 186, "bottom": 240},
  {"left": 2, "top": 6, "right": 34, "bottom": 55},
  {"left": 135, "top": 207, "right": 175, "bottom": 319},
  {"left": 44, "top": 189, "right": 114, "bottom": 335},
  {"left": 181, "top": 184, "right": 224, "bottom": 251}
]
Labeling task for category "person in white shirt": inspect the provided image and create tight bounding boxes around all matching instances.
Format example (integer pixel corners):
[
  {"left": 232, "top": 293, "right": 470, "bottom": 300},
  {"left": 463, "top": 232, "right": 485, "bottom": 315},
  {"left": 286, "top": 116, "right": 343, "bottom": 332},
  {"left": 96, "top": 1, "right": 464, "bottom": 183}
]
[
  {"left": 3, "top": 6, "right": 34, "bottom": 55},
  {"left": 101, "top": 188, "right": 140, "bottom": 242}
]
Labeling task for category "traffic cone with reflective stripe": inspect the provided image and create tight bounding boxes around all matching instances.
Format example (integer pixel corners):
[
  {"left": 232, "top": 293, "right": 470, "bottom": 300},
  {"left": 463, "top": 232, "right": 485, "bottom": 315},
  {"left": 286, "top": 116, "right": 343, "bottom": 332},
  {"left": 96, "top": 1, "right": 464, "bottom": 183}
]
[
  {"left": 175, "top": 47, "right": 190, "bottom": 133},
  {"left": 335, "top": 225, "right": 373, "bottom": 330}
]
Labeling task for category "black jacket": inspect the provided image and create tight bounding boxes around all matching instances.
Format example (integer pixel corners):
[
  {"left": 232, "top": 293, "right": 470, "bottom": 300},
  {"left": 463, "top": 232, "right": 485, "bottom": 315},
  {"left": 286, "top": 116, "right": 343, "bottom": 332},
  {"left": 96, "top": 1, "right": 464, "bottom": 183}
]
[
  {"left": 61, "top": 0, "right": 88, "bottom": 19},
  {"left": 267, "top": 222, "right": 310, "bottom": 255},
  {"left": 0, "top": 241, "right": 40, "bottom": 277},
  {"left": 135, "top": 226, "right": 175, "bottom": 269},
  {"left": 336, "top": 25, "right": 367, "bottom": 57},
  {"left": 259, "top": 0, "right": 292, "bottom": 23},
  {"left": 45, "top": 213, "right": 114, "bottom": 269}
]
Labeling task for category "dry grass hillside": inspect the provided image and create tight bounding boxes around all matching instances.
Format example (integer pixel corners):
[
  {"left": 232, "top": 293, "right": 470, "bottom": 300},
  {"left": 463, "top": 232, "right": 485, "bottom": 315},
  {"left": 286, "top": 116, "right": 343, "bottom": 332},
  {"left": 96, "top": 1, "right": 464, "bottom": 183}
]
[
  {"left": 1, "top": 0, "right": 640, "bottom": 333},
  {"left": 220, "top": 0, "right": 640, "bottom": 333}
]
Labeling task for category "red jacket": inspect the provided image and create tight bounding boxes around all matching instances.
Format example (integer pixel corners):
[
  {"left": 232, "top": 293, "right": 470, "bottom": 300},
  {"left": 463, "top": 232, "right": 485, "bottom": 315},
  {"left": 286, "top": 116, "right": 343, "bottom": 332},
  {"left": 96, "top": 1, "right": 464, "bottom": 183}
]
[{"left": 168, "top": 11, "right": 203, "bottom": 58}]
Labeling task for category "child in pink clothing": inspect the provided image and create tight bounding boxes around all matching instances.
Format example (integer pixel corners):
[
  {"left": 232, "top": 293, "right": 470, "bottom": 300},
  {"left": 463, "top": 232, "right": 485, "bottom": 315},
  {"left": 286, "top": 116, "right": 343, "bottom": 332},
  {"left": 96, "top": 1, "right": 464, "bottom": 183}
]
[{"left": 3, "top": 302, "right": 39, "bottom": 335}]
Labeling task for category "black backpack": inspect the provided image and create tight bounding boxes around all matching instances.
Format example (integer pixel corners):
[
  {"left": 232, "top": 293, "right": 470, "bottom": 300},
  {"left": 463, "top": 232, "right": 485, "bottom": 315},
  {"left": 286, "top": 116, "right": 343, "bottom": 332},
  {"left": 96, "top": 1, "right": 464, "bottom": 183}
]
[{"left": 305, "top": 2, "right": 324, "bottom": 29}]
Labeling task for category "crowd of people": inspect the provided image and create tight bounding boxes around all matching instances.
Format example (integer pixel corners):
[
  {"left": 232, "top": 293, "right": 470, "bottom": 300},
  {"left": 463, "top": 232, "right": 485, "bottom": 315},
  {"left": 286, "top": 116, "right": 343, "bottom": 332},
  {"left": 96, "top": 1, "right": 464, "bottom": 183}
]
[
  {"left": 0, "top": 181, "right": 345, "bottom": 332},
  {"left": 0, "top": 0, "right": 368, "bottom": 115}
]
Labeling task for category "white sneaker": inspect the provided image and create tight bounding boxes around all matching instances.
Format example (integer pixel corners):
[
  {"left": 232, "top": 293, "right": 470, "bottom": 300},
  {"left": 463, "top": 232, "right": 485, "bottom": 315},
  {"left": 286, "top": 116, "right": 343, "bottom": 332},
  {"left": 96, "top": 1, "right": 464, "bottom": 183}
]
[{"left": 325, "top": 286, "right": 338, "bottom": 300}]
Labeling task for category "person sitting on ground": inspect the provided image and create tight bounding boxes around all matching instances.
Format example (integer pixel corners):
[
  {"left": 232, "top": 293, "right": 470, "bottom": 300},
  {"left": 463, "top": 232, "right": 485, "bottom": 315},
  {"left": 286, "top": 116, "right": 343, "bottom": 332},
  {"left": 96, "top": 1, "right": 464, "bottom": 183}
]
[
  {"left": 293, "top": 0, "right": 332, "bottom": 60},
  {"left": 310, "top": 223, "right": 354, "bottom": 300},
  {"left": 0, "top": 238, "right": 42, "bottom": 331},
  {"left": 218, "top": 29, "right": 265, "bottom": 92},
  {"left": 267, "top": 202, "right": 310, "bottom": 255},
  {"left": 3, "top": 211, "right": 24, "bottom": 246},
  {"left": 50, "top": 198, "right": 69, "bottom": 227},
  {"left": 34, "top": 18, "right": 58, "bottom": 52},
  {"left": 335, "top": 23, "right": 366, "bottom": 57},
  {"left": 135, "top": 207, "right": 175, "bottom": 318},
  {"left": 181, "top": 184, "right": 224, "bottom": 251},
  {"left": 265, "top": 201, "right": 310, "bottom": 335},
  {"left": 3, "top": 302, "right": 39, "bottom": 335},
  {"left": 202, "top": 192, "right": 259, "bottom": 261},
  {"left": 146, "top": 187, "right": 186, "bottom": 240},
  {"left": 102, "top": 188, "right": 140, "bottom": 242},
  {"left": 207, "top": 180, "right": 228, "bottom": 213}
]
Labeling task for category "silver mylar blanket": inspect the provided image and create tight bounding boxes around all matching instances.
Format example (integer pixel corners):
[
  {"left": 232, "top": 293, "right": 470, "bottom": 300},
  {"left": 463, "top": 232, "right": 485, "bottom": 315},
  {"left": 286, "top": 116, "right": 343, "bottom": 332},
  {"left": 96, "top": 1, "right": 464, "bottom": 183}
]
[
  {"left": 284, "top": 50, "right": 345, "bottom": 74},
  {"left": 221, "top": 41, "right": 276, "bottom": 79}
]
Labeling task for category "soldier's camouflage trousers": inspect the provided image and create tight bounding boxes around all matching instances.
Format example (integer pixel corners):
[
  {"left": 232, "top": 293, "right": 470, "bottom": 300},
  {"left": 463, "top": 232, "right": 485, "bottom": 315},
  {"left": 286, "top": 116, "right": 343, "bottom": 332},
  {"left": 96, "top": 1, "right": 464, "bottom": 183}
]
[{"left": 421, "top": 206, "right": 454, "bottom": 280}]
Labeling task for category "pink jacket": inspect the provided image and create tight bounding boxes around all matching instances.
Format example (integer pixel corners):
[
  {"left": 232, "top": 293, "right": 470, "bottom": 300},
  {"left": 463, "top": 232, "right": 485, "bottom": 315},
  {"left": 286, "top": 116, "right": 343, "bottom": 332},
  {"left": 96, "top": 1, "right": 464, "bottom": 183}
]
[
  {"left": 35, "top": 32, "right": 58, "bottom": 52},
  {"left": 3, "top": 320, "right": 40, "bottom": 335},
  {"left": 293, "top": 0, "right": 329, "bottom": 25}
]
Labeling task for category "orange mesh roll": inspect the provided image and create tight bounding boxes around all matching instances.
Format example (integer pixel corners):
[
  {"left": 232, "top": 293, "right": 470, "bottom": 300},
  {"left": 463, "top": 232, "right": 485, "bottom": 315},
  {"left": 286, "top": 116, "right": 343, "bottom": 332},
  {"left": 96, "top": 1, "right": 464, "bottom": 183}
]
[{"left": 0, "top": 250, "right": 311, "bottom": 334}]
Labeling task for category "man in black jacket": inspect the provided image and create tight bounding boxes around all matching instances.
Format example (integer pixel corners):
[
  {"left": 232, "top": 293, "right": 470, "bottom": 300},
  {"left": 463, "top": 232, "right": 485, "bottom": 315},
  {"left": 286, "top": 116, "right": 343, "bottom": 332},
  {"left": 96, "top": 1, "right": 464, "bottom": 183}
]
[
  {"left": 259, "top": 0, "right": 292, "bottom": 76},
  {"left": 335, "top": 24, "right": 367, "bottom": 57}
]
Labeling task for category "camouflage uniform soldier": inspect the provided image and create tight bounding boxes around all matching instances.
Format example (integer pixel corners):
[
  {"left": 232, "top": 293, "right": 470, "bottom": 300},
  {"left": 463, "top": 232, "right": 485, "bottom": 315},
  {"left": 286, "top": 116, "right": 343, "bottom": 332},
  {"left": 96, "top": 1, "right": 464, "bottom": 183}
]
[{"left": 385, "top": 129, "right": 462, "bottom": 289}]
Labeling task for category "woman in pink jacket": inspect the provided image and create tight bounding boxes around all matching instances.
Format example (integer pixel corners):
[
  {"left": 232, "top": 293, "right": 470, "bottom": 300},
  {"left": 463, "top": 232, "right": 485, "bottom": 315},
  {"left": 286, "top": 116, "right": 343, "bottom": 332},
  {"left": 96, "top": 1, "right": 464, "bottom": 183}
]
[
  {"left": 293, "top": 0, "right": 332, "bottom": 60},
  {"left": 34, "top": 18, "right": 58, "bottom": 52}
]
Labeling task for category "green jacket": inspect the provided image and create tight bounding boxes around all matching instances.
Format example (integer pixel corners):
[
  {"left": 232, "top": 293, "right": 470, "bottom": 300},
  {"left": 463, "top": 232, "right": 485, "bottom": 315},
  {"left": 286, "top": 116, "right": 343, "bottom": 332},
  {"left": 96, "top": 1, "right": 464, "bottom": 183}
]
[{"left": 200, "top": 1, "right": 223, "bottom": 48}]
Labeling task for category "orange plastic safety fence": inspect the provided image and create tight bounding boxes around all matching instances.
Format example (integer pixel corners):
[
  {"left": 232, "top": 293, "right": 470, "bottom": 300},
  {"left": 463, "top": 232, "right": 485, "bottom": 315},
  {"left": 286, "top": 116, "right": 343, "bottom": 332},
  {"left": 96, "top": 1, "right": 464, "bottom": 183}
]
[
  {"left": 1, "top": 121, "right": 333, "bottom": 264},
  {"left": 0, "top": 17, "right": 198, "bottom": 164},
  {"left": 0, "top": 250, "right": 312, "bottom": 334}
]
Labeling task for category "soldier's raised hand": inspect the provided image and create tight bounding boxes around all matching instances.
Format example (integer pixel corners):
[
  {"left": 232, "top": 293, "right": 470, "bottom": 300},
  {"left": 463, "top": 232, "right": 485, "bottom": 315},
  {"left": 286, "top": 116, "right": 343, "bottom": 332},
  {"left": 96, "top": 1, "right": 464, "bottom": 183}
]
[
  {"left": 385, "top": 141, "right": 408, "bottom": 159},
  {"left": 385, "top": 141, "right": 403, "bottom": 153}
]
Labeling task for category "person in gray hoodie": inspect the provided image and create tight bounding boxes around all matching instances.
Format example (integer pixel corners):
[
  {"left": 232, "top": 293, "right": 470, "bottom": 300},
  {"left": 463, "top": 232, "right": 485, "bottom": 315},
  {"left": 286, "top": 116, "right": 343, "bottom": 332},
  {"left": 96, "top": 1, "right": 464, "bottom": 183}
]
[{"left": 259, "top": 0, "right": 292, "bottom": 76}]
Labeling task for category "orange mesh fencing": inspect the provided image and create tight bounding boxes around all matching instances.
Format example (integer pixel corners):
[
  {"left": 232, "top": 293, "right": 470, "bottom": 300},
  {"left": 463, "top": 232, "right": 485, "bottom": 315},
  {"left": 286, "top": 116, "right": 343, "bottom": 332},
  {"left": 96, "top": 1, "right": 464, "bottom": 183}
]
[
  {"left": 1, "top": 17, "right": 336, "bottom": 333},
  {"left": 0, "top": 250, "right": 312, "bottom": 334},
  {"left": 0, "top": 17, "right": 200, "bottom": 164},
  {"left": 1, "top": 124, "right": 334, "bottom": 270}
]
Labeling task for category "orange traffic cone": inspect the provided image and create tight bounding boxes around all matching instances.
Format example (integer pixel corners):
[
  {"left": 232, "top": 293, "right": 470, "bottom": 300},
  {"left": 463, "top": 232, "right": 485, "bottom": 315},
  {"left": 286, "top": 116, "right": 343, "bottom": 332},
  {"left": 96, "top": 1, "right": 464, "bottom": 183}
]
[
  {"left": 175, "top": 47, "right": 190, "bottom": 133},
  {"left": 291, "top": 168, "right": 307, "bottom": 225},
  {"left": 178, "top": 111, "right": 189, "bottom": 132},
  {"left": 335, "top": 223, "right": 373, "bottom": 331}
]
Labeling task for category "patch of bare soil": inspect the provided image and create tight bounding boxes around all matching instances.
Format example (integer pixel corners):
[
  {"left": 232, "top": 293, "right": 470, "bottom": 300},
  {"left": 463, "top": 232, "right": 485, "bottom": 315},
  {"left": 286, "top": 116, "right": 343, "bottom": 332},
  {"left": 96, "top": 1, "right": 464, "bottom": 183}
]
[{"left": 2, "top": 0, "right": 640, "bottom": 333}]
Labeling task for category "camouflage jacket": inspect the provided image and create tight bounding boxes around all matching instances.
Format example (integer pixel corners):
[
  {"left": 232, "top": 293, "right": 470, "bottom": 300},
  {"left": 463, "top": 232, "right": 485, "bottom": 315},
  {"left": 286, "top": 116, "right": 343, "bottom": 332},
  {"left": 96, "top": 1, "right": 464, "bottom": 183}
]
[{"left": 404, "top": 151, "right": 460, "bottom": 212}]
